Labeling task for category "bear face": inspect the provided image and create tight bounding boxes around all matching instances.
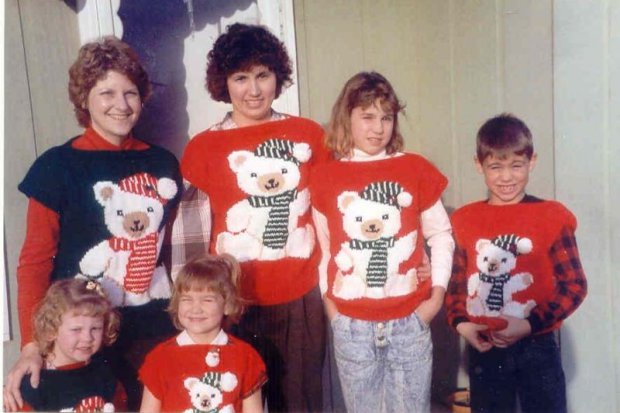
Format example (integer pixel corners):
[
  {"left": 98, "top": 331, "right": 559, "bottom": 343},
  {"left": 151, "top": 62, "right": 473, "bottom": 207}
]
[
  {"left": 338, "top": 192, "right": 403, "bottom": 241},
  {"left": 93, "top": 182, "right": 165, "bottom": 240},
  {"left": 475, "top": 241, "right": 517, "bottom": 276},
  {"left": 228, "top": 150, "right": 302, "bottom": 197},
  {"left": 184, "top": 378, "right": 223, "bottom": 412}
]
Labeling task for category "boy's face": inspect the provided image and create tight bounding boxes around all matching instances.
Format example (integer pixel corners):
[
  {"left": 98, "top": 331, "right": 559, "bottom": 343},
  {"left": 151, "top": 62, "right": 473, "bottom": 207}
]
[{"left": 475, "top": 152, "right": 537, "bottom": 205}]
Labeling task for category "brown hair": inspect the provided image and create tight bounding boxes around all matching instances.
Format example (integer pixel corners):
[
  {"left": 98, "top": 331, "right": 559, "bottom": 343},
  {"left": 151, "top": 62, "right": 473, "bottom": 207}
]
[
  {"left": 168, "top": 254, "right": 244, "bottom": 330},
  {"left": 206, "top": 23, "right": 293, "bottom": 103},
  {"left": 325, "top": 71, "right": 405, "bottom": 158},
  {"left": 476, "top": 113, "right": 534, "bottom": 162},
  {"left": 68, "top": 36, "right": 151, "bottom": 127},
  {"left": 33, "top": 279, "right": 120, "bottom": 357}
]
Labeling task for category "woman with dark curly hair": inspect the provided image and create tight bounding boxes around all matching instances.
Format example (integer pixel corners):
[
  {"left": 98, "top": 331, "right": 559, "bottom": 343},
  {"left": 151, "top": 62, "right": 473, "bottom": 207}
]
[
  {"left": 4, "top": 36, "right": 182, "bottom": 411},
  {"left": 173, "top": 23, "right": 327, "bottom": 412}
]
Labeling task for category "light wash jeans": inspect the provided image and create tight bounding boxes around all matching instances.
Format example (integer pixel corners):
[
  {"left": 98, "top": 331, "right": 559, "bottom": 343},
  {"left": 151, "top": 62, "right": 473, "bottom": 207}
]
[{"left": 331, "top": 312, "right": 432, "bottom": 413}]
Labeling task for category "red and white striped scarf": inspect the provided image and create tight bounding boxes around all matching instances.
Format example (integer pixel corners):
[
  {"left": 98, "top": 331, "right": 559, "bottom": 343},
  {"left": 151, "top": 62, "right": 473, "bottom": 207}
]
[{"left": 109, "top": 232, "right": 159, "bottom": 293}]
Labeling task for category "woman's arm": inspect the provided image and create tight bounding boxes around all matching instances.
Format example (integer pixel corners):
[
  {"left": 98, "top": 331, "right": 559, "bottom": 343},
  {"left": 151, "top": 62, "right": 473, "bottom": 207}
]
[{"left": 139, "top": 386, "right": 162, "bottom": 413}]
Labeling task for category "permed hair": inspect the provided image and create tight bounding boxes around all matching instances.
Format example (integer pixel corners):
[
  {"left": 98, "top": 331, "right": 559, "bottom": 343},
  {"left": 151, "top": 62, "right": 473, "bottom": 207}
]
[
  {"left": 325, "top": 71, "right": 405, "bottom": 159},
  {"left": 476, "top": 113, "right": 534, "bottom": 162},
  {"left": 68, "top": 36, "right": 151, "bottom": 128},
  {"left": 168, "top": 254, "right": 244, "bottom": 330},
  {"left": 33, "top": 279, "right": 120, "bottom": 357},
  {"left": 206, "top": 23, "right": 293, "bottom": 103}
]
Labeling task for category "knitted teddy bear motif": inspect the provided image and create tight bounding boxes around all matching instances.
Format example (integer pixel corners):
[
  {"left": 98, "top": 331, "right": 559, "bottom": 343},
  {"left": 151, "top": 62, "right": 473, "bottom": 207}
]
[
  {"left": 216, "top": 139, "right": 315, "bottom": 262},
  {"left": 467, "top": 234, "right": 537, "bottom": 319},
  {"left": 333, "top": 181, "right": 418, "bottom": 300},
  {"left": 59, "top": 395, "right": 114, "bottom": 412},
  {"left": 78, "top": 172, "right": 177, "bottom": 307},
  {"left": 183, "top": 352, "right": 238, "bottom": 413}
]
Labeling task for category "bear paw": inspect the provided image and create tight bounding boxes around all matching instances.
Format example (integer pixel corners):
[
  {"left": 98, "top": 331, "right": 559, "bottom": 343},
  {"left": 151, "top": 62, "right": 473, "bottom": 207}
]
[
  {"left": 384, "top": 270, "right": 418, "bottom": 297},
  {"left": 333, "top": 273, "right": 366, "bottom": 300}
]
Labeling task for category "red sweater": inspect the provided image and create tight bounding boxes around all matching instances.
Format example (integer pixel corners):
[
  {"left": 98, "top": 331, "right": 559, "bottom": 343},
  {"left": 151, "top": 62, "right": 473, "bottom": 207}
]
[
  {"left": 310, "top": 154, "right": 447, "bottom": 321},
  {"left": 140, "top": 335, "right": 266, "bottom": 413},
  {"left": 447, "top": 199, "right": 577, "bottom": 333},
  {"left": 181, "top": 117, "right": 329, "bottom": 305},
  {"left": 17, "top": 128, "right": 150, "bottom": 344}
]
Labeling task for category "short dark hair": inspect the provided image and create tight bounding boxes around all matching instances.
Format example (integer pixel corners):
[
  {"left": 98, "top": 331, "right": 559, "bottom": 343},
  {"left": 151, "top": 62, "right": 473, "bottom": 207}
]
[
  {"left": 206, "top": 23, "right": 292, "bottom": 103},
  {"left": 476, "top": 113, "right": 534, "bottom": 161},
  {"left": 68, "top": 36, "right": 151, "bottom": 127}
]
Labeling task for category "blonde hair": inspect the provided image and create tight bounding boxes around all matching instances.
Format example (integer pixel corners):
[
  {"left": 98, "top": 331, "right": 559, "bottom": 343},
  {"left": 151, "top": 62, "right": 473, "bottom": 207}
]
[
  {"left": 326, "top": 71, "right": 405, "bottom": 158},
  {"left": 33, "top": 279, "right": 120, "bottom": 357},
  {"left": 168, "top": 254, "right": 244, "bottom": 330}
]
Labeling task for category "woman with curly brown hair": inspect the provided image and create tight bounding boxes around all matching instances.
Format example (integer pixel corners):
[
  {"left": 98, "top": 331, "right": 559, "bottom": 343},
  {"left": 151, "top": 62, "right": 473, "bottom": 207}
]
[
  {"left": 174, "top": 23, "right": 327, "bottom": 412},
  {"left": 4, "top": 36, "right": 182, "bottom": 411}
]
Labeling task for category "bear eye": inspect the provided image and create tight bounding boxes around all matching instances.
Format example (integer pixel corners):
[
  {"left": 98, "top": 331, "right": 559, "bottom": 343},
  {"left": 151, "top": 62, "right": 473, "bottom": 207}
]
[
  {"left": 382, "top": 214, "right": 389, "bottom": 220},
  {"left": 147, "top": 206, "right": 154, "bottom": 213},
  {"left": 116, "top": 210, "right": 124, "bottom": 216},
  {"left": 501, "top": 258, "right": 507, "bottom": 263},
  {"left": 250, "top": 172, "right": 257, "bottom": 178},
  {"left": 281, "top": 168, "right": 288, "bottom": 174},
  {"left": 483, "top": 257, "right": 488, "bottom": 262},
  {"left": 356, "top": 216, "right": 362, "bottom": 222}
]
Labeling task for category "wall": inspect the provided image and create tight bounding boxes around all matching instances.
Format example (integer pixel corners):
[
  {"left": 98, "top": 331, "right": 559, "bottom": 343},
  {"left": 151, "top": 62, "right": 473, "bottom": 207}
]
[{"left": 4, "top": 0, "right": 81, "bottom": 375}]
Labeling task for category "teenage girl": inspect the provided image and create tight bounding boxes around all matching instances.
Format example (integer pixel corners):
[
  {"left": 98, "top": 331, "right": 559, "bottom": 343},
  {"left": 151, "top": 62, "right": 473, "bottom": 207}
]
[{"left": 310, "top": 71, "right": 454, "bottom": 412}]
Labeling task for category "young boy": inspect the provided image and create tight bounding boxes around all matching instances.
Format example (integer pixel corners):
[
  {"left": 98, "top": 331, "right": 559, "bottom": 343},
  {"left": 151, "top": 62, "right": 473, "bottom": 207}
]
[{"left": 445, "top": 113, "right": 587, "bottom": 413}]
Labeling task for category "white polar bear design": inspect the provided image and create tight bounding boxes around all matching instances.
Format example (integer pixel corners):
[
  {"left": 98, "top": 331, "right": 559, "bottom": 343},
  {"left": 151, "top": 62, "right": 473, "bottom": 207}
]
[
  {"left": 333, "top": 181, "right": 418, "bottom": 300},
  {"left": 467, "top": 234, "right": 537, "bottom": 319},
  {"left": 183, "top": 371, "right": 238, "bottom": 413},
  {"left": 78, "top": 173, "right": 177, "bottom": 307},
  {"left": 216, "top": 139, "right": 315, "bottom": 262}
]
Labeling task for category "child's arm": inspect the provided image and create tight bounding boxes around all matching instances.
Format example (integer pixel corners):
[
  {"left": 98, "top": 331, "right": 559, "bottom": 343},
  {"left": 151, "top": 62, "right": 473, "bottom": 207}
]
[
  {"left": 311, "top": 207, "right": 331, "bottom": 299},
  {"left": 416, "top": 201, "right": 454, "bottom": 325},
  {"left": 526, "top": 226, "right": 587, "bottom": 333},
  {"left": 139, "top": 386, "right": 162, "bottom": 413},
  {"left": 242, "top": 389, "right": 263, "bottom": 413}
]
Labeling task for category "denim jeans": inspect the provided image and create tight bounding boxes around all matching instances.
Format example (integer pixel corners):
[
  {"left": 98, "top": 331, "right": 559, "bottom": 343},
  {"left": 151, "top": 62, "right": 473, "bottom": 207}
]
[
  {"left": 468, "top": 331, "right": 567, "bottom": 413},
  {"left": 331, "top": 312, "right": 432, "bottom": 413}
]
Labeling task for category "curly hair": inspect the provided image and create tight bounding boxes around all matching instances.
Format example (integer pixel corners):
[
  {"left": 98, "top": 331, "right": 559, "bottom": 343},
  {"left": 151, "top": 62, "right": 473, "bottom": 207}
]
[
  {"left": 206, "top": 23, "right": 292, "bottom": 103},
  {"left": 168, "top": 254, "right": 245, "bottom": 331},
  {"left": 68, "top": 36, "right": 151, "bottom": 127},
  {"left": 325, "top": 71, "right": 405, "bottom": 159},
  {"left": 476, "top": 113, "right": 534, "bottom": 162},
  {"left": 33, "top": 279, "right": 120, "bottom": 357}
]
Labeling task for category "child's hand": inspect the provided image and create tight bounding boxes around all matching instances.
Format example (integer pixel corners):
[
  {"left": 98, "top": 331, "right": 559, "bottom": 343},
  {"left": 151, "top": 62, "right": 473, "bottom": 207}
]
[
  {"left": 456, "top": 322, "right": 493, "bottom": 352},
  {"left": 490, "top": 316, "right": 531, "bottom": 348},
  {"left": 3, "top": 342, "right": 43, "bottom": 411},
  {"left": 415, "top": 286, "right": 444, "bottom": 326},
  {"left": 323, "top": 295, "right": 339, "bottom": 322},
  {"left": 416, "top": 251, "right": 431, "bottom": 281}
]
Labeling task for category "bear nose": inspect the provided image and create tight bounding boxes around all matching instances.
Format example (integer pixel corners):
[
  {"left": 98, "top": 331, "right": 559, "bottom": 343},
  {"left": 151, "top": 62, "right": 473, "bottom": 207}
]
[{"left": 488, "top": 262, "right": 498, "bottom": 272}]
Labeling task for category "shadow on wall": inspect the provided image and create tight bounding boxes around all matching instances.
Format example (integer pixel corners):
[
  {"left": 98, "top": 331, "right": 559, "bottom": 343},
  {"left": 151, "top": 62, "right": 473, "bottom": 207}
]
[{"left": 118, "top": 0, "right": 254, "bottom": 158}]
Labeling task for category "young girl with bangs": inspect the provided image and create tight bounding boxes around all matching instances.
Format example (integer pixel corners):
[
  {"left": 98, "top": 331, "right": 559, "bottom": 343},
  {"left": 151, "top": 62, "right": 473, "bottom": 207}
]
[
  {"left": 139, "top": 254, "right": 266, "bottom": 413},
  {"left": 18, "top": 279, "right": 123, "bottom": 412},
  {"left": 310, "top": 71, "right": 454, "bottom": 412}
]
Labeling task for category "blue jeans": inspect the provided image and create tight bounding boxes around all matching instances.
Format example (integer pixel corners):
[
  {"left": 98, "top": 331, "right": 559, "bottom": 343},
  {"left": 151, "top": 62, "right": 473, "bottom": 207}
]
[
  {"left": 468, "top": 332, "right": 567, "bottom": 413},
  {"left": 331, "top": 312, "right": 432, "bottom": 413}
]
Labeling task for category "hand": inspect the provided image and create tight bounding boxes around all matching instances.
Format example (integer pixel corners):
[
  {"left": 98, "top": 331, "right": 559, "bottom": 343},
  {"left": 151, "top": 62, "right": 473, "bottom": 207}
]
[
  {"left": 415, "top": 286, "right": 444, "bottom": 326},
  {"left": 490, "top": 316, "right": 531, "bottom": 348},
  {"left": 323, "top": 295, "right": 339, "bottom": 322},
  {"left": 4, "top": 342, "right": 43, "bottom": 411},
  {"left": 456, "top": 322, "right": 493, "bottom": 353},
  {"left": 416, "top": 251, "right": 431, "bottom": 281}
]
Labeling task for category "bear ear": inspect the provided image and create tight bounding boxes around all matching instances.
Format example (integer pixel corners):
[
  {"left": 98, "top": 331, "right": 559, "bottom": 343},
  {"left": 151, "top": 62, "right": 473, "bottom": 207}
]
[
  {"left": 227, "top": 150, "right": 253, "bottom": 173},
  {"left": 475, "top": 239, "right": 491, "bottom": 252},
  {"left": 516, "top": 237, "right": 533, "bottom": 254},
  {"left": 292, "top": 142, "right": 312, "bottom": 163},
  {"left": 397, "top": 191, "right": 412, "bottom": 208},
  {"left": 157, "top": 177, "right": 178, "bottom": 200},
  {"left": 93, "top": 182, "right": 117, "bottom": 205},
  {"left": 337, "top": 191, "right": 358, "bottom": 213},
  {"left": 184, "top": 377, "right": 199, "bottom": 390}
]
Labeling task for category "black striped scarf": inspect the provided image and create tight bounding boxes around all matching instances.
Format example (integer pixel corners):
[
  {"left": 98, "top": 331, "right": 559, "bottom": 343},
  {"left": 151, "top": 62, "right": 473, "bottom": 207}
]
[
  {"left": 350, "top": 237, "right": 395, "bottom": 288},
  {"left": 479, "top": 272, "right": 511, "bottom": 311},
  {"left": 248, "top": 189, "right": 298, "bottom": 249}
]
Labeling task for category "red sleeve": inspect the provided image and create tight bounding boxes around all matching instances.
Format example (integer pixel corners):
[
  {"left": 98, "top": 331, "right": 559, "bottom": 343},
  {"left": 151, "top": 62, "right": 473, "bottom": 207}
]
[
  {"left": 240, "top": 343, "right": 267, "bottom": 398},
  {"left": 112, "top": 381, "right": 128, "bottom": 411},
  {"left": 139, "top": 345, "right": 165, "bottom": 400},
  {"left": 17, "top": 198, "right": 59, "bottom": 345},
  {"left": 416, "top": 156, "right": 448, "bottom": 212},
  {"left": 180, "top": 132, "right": 209, "bottom": 189}
]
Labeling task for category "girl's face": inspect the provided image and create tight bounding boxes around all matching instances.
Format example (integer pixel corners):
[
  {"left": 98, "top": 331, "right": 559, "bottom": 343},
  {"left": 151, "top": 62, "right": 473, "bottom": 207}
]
[
  {"left": 86, "top": 70, "right": 142, "bottom": 145},
  {"left": 178, "top": 288, "right": 227, "bottom": 344},
  {"left": 350, "top": 100, "right": 395, "bottom": 156},
  {"left": 51, "top": 312, "right": 104, "bottom": 367},
  {"left": 226, "top": 65, "right": 277, "bottom": 127}
]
